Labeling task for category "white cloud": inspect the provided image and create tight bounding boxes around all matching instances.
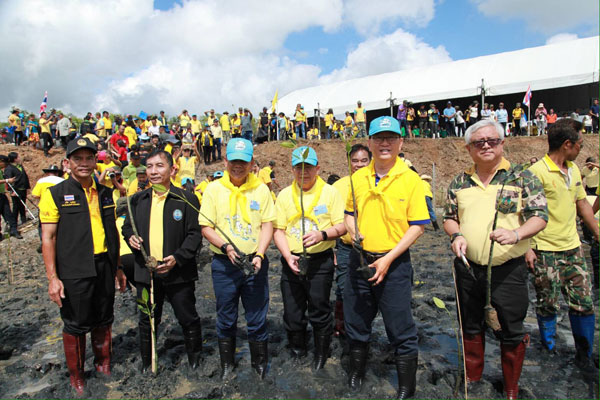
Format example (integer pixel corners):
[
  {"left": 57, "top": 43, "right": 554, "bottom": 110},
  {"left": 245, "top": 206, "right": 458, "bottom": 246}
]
[
  {"left": 471, "top": 0, "right": 599, "bottom": 34},
  {"left": 343, "top": 0, "right": 435, "bottom": 35},
  {"left": 320, "top": 29, "right": 451, "bottom": 84},
  {"left": 318, "top": 47, "right": 329, "bottom": 55},
  {"left": 545, "top": 33, "right": 579, "bottom": 45}
]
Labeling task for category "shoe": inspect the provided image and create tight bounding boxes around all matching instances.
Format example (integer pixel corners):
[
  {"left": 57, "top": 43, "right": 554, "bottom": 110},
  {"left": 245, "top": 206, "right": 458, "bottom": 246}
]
[
  {"left": 501, "top": 335, "right": 528, "bottom": 400},
  {"left": 91, "top": 325, "right": 112, "bottom": 376},
  {"left": 288, "top": 330, "right": 307, "bottom": 359},
  {"left": 63, "top": 332, "right": 86, "bottom": 396},
  {"left": 334, "top": 300, "right": 345, "bottom": 337},
  {"left": 536, "top": 314, "right": 557, "bottom": 351},
  {"left": 218, "top": 337, "right": 236, "bottom": 380},
  {"left": 431, "top": 220, "right": 440, "bottom": 231},
  {"left": 10, "top": 232, "right": 22, "bottom": 239},
  {"left": 313, "top": 330, "right": 331, "bottom": 370},
  {"left": 183, "top": 324, "right": 203, "bottom": 370},
  {"left": 249, "top": 340, "right": 268, "bottom": 379},
  {"left": 139, "top": 325, "right": 153, "bottom": 373},
  {"left": 569, "top": 313, "right": 599, "bottom": 376},
  {"left": 348, "top": 342, "right": 368, "bottom": 392},
  {"left": 463, "top": 332, "right": 485, "bottom": 382},
  {"left": 395, "top": 353, "right": 418, "bottom": 399},
  {"left": 37, "top": 244, "right": 42, "bottom": 253}
]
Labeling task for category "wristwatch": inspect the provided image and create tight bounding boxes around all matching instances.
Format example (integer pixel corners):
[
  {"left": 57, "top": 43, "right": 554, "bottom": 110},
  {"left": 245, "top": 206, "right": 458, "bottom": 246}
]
[
  {"left": 321, "top": 230, "right": 328, "bottom": 241},
  {"left": 220, "top": 243, "right": 230, "bottom": 254},
  {"left": 450, "top": 232, "right": 464, "bottom": 244}
]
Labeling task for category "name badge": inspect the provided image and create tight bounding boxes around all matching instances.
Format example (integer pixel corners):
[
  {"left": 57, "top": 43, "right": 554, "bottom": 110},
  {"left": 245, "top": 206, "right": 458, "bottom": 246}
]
[
  {"left": 250, "top": 200, "right": 260, "bottom": 211},
  {"left": 314, "top": 204, "right": 327, "bottom": 216}
]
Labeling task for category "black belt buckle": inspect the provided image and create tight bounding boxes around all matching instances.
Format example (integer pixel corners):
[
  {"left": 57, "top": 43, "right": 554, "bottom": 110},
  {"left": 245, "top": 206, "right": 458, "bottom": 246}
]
[{"left": 362, "top": 250, "right": 386, "bottom": 264}]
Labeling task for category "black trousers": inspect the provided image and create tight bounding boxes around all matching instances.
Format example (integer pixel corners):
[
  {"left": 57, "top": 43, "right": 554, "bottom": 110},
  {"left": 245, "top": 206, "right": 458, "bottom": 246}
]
[
  {"left": 136, "top": 279, "right": 200, "bottom": 331},
  {"left": 0, "top": 193, "right": 18, "bottom": 234},
  {"left": 11, "top": 189, "right": 27, "bottom": 225},
  {"left": 41, "top": 133, "right": 53, "bottom": 156},
  {"left": 120, "top": 253, "right": 135, "bottom": 288},
  {"left": 454, "top": 256, "right": 528, "bottom": 346},
  {"left": 60, "top": 254, "right": 116, "bottom": 335},
  {"left": 280, "top": 250, "right": 335, "bottom": 334}
]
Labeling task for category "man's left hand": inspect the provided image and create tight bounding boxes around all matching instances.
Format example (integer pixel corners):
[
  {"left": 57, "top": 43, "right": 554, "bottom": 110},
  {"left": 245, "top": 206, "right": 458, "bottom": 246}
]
[
  {"left": 115, "top": 269, "right": 127, "bottom": 292},
  {"left": 302, "top": 231, "right": 323, "bottom": 248},
  {"left": 252, "top": 256, "right": 262, "bottom": 273},
  {"left": 368, "top": 255, "right": 392, "bottom": 286},
  {"left": 490, "top": 228, "right": 518, "bottom": 245},
  {"left": 156, "top": 255, "right": 176, "bottom": 275}
]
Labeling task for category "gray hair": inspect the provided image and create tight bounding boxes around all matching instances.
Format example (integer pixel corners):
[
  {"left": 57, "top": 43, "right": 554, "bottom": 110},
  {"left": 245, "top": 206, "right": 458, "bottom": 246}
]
[{"left": 464, "top": 120, "right": 505, "bottom": 144}]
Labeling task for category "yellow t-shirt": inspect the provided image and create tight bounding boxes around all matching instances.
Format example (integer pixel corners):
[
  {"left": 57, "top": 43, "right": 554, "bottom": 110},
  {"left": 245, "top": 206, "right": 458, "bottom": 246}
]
[
  {"left": 512, "top": 108, "right": 523, "bottom": 119},
  {"left": 32, "top": 176, "right": 64, "bottom": 198},
  {"left": 127, "top": 178, "right": 151, "bottom": 196},
  {"left": 581, "top": 166, "right": 599, "bottom": 189},
  {"left": 149, "top": 191, "right": 167, "bottom": 260},
  {"left": 84, "top": 133, "right": 100, "bottom": 143},
  {"left": 164, "top": 143, "right": 173, "bottom": 154},
  {"left": 95, "top": 120, "right": 105, "bottom": 137},
  {"left": 199, "top": 175, "right": 275, "bottom": 255},
  {"left": 124, "top": 126, "right": 137, "bottom": 145},
  {"left": 39, "top": 180, "right": 108, "bottom": 254},
  {"left": 102, "top": 117, "right": 112, "bottom": 132},
  {"left": 196, "top": 179, "right": 210, "bottom": 195},
  {"left": 344, "top": 116, "right": 353, "bottom": 127},
  {"left": 97, "top": 162, "right": 117, "bottom": 189},
  {"left": 220, "top": 115, "right": 231, "bottom": 131},
  {"left": 324, "top": 114, "right": 334, "bottom": 127},
  {"left": 176, "top": 156, "right": 197, "bottom": 183},
  {"left": 39, "top": 118, "right": 51, "bottom": 134},
  {"left": 355, "top": 107, "right": 366, "bottom": 123},
  {"left": 295, "top": 110, "right": 306, "bottom": 122},
  {"left": 275, "top": 180, "right": 343, "bottom": 254},
  {"left": 258, "top": 167, "right": 272, "bottom": 185},
  {"left": 332, "top": 175, "right": 353, "bottom": 245},
  {"left": 422, "top": 180, "right": 433, "bottom": 198},
  {"left": 345, "top": 158, "right": 430, "bottom": 253},
  {"left": 9, "top": 114, "right": 21, "bottom": 129},
  {"left": 529, "top": 154, "right": 587, "bottom": 251},
  {"left": 190, "top": 120, "right": 202, "bottom": 134},
  {"left": 308, "top": 128, "right": 319, "bottom": 139},
  {"left": 179, "top": 114, "right": 191, "bottom": 128}
]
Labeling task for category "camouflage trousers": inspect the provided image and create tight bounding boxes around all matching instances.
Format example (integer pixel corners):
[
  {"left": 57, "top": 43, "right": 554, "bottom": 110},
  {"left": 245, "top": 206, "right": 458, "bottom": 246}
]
[{"left": 531, "top": 247, "right": 594, "bottom": 316}]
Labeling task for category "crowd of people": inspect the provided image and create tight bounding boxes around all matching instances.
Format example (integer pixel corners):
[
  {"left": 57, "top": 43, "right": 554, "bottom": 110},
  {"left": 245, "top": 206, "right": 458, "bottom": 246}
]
[{"left": 0, "top": 99, "right": 598, "bottom": 399}]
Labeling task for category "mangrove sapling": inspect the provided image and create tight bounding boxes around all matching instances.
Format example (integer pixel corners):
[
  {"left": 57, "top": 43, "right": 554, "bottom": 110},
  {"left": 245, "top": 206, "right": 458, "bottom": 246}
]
[{"left": 136, "top": 288, "right": 157, "bottom": 373}]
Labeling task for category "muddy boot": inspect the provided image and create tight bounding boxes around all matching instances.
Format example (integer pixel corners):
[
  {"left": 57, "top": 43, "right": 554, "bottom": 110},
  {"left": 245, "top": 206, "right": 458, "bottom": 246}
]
[
  {"left": 463, "top": 332, "right": 485, "bottom": 382},
  {"left": 249, "top": 340, "right": 268, "bottom": 379},
  {"left": 62, "top": 332, "right": 86, "bottom": 396},
  {"left": 90, "top": 325, "right": 112, "bottom": 376},
  {"left": 287, "top": 330, "right": 307, "bottom": 359},
  {"left": 569, "top": 313, "right": 599, "bottom": 379},
  {"left": 313, "top": 330, "right": 331, "bottom": 370},
  {"left": 183, "top": 324, "right": 203, "bottom": 370},
  {"left": 348, "top": 341, "right": 368, "bottom": 392},
  {"left": 139, "top": 326, "right": 153, "bottom": 373},
  {"left": 334, "top": 300, "right": 345, "bottom": 337},
  {"left": 501, "top": 335, "right": 528, "bottom": 400},
  {"left": 218, "top": 337, "right": 236, "bottom": 380},
  {"left": 431, "top": 220, "right": 440, "bottom": 231},
  {"left": 395, "top": 353, "right": 417, "bottom": 399},
  {"left": 536, "top": 314, "right": 557, "bottom": 351}
]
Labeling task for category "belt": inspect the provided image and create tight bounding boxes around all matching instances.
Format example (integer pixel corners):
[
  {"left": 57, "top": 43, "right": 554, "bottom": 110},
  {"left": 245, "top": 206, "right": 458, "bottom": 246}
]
[
  {"left": 362, "top": 250, "right": 387, "bottom": 264},
  {"left": 292, "top": 248, "right": 333, "bottom": 261},
  {"left": 94, "top": 252, "right": 108, "bottom": 260},
  {"left": 215, "top": 252, "right": 258, "bottom": 262}
]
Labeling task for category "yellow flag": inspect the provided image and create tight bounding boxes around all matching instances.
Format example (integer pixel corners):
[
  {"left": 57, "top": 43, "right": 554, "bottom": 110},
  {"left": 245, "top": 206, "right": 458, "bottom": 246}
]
[{"left": 271, "top": 89, "right": 278, "bottom": 112}]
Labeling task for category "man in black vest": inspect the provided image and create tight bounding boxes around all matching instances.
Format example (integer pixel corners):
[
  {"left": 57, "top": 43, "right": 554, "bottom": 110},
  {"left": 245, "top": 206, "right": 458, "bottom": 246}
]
[
  {"left": 122, "top": 150, "right": 203, "bottom": 372},
  {"left": 39, "top": 138, "right": 126, "bottom": 395}
]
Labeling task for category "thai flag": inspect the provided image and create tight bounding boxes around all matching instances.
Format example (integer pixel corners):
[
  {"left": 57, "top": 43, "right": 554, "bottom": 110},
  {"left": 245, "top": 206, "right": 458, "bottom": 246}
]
[
  {"left": 522, "top": 85, "right": 532, "bottom": 107},
  {"left": 40, "top": 91, "right": 48, "bottom": 114}
]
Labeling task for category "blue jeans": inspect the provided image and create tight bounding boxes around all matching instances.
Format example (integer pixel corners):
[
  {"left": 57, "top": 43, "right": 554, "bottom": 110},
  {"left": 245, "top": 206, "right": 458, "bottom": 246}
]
[
  {"left": 211, "top": 254, "right": 269, "bottom": 341},
  {"left": 295, "top": 122, "right": 306, "bottom": 139},
  {"left": 425, "top": 196, "right": 437, "bottom": 222},
  {"left": 344, "top": 250, "right": 417, "bottom": 356},
  {"left": 335, "top": 241, "right": 352, "bottom": 300},
  {"left": 243, "top": 131, "right": 253, "bottom": 143},
  {"left": 213, "top": 138, "right": 222, "bottom": 160}
]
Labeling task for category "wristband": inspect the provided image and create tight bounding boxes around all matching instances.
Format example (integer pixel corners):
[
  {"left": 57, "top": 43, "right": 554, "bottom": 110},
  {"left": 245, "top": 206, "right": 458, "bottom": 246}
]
[
  {"left": 450, "top": 232, "right": 463, "bottom": 244},
  {"left": 513, "top": 230, "right": 520, "bottom": 244},
  {"left": 255, "top": 253, "right": 264, "bottom": 260},
  {"left": 321, "top": 230, "right": 328, "bottom": 241},
  {"left": 220, "top": 243, "right": 230, "bottom": 254}
]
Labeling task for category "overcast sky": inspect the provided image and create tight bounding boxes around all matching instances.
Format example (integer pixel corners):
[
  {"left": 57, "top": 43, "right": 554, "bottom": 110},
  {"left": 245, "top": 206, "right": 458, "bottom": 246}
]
[{"left": 0, "top": 0, "right": 597, "bottom": 118}]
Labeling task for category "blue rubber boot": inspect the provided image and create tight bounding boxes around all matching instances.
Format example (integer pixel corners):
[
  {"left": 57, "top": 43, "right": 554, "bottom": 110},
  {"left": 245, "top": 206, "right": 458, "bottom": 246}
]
[
  {"left": 536, "top": 314, "right": 557, "bottom": 351},
  {"left": 569, "top": 313, "right": 598, "bottom": 379}
]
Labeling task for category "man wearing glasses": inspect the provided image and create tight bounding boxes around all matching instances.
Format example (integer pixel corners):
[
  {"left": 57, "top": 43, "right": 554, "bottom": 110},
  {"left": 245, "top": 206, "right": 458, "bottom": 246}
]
[
  {"left": 343, "top": 116, "right": 430, "bottom": 399},
  {"left": 443, "top": 120, "right": 548, "bottom": 399},
  {"left": 527, "top": 119, "right": 599, "bottom": 378}
]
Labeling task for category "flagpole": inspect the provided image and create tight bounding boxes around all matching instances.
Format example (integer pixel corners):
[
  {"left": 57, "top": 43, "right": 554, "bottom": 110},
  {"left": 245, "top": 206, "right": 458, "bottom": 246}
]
[{"left": 528, "top": 105, "right": 531, "bottom": 136}]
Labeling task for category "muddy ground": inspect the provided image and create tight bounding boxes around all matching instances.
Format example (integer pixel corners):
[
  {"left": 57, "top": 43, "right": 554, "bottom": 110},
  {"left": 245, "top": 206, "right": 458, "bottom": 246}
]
[{"left": 0, "top": 136, "right": 598, "bottom": 399}]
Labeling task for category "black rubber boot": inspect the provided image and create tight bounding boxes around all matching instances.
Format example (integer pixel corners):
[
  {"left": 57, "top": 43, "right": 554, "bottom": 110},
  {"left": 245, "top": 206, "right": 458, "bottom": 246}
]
[
  {"left": 249, "top": 340, "right": 268, "bottom": 379},
  {"left": 348, "top": 341, "right": 368, "bottom": 392},
  {"left": 287, "top": 330, "right": 307, "bottom": 359},
  {"left": 183, "top": 324, "right": 203, "bottom": 370},
  {"left": 139, "top": 326, "right": 153, "bottom": 373},
  {"left": 431, "top": 220, "right": 440, "bottom": 231},
  {"left": 395, "top": 353, "right": 418, "bottom": 399},
  {"left": 218, "top": 337, "right": 236, "bottom": 380},
  {"left": 313, "top": 330, "right": 331, "bottom": 370}
]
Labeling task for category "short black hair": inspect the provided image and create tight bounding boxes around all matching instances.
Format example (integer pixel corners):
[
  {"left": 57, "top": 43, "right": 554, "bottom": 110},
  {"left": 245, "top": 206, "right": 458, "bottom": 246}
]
[
  {"left": 548, "top": 119, "right": 582, "bottom": 152},
  {"left": 146, "top": 149, "right": 173, "bottom": 167},
  {"left": 0, "top": 155, "right": 8, "bottom": 163},
  {"left": 8, "top": 152, "right": 18, "bottom": 163},
  {"left": 327, "top": 174, "right": 341, "bottom": 185},
  {"left": 349, "top": 144, "right": 372, "bottom": 160}
]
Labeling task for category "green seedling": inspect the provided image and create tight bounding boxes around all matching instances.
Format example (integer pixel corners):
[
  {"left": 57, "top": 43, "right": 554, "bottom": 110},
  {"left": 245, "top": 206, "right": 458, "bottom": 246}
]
[{"left": 136, "top": 288, "right": 157, "bottom": 374}]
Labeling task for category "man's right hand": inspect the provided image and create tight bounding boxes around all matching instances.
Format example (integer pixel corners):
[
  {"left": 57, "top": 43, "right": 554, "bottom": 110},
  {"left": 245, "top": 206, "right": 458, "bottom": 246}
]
[
  {"left": 525, "top": 248, "right": 537, "bottom": 272},
  {"left": 450, "top": 236, "right": 468, "bottom": 258},
  {"left": 285, "top": 254, "right": 300, "bottom": 275},
  {"left": 129, "top": 235, "right": 142, "bottom": 250},
  {"left": 48, "top": 277, "right": 65, "bottom": 307},
  {"left": 225, "top": 245, "right": 240, "bottom": 266}
]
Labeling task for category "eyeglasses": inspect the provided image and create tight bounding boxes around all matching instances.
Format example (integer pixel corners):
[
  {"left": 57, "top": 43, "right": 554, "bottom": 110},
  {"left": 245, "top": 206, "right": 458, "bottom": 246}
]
[
  {"left": 570, "top": 139, "right": 583, "bottom": 148},
  {"left": 371, "top": 136, "right": 400, "bottom": 144},
  {"left": 469, "top": 138, "right": 502, "bottom": 149}
]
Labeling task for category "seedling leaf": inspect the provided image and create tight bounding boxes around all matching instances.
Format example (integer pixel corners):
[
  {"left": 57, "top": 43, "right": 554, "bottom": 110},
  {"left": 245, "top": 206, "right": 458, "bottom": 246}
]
[{"left": 433, "top": 296, "right": 446, "bottom": 309}]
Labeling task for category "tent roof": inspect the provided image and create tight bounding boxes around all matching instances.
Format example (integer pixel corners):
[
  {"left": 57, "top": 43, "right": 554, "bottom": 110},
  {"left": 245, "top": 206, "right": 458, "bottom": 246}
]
[{"left": 278, "top": 36, "right": 599, "bottom": 116}]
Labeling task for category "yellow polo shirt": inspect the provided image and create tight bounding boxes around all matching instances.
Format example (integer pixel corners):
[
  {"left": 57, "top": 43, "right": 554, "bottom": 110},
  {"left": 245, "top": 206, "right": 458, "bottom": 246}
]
[
  {"left": 581, "top": 165, "right": 599, "bottom": 189},
  {"left": 199, "top": 177, "right": 275, "bottom": 255},
  {"left": 324, "top": 114, "right": 334, "bottom": 128},
  {"left": 179, "top": 114, "right": 191, "bottom": 128},
  {"left": 190, "top": 119, "right": 202, "bottom": 134},
  {"left": 39, "top": 180, "right": 108, "bottom": 254},
  {"left": 258, "top": 167, "right": 272, "bottom": 185},
  {"left": 39, "top": 118, "right": 51, "bottom": 134},
  {"left": 95, "top": 120, "right": 105, "bottom": 137},
  {"left": 196, "top": 179, "right": 210, "bottom": 195},
  {"left": 149, "top": 191, "right": 167, "bottom": 260},
  {"left": 345, "top": 158, "right": 430, "bottom": 253},
  {"left": 97, "top": 162, "right": 117, "bottom": 189},
  {"left": 102, "top": 117, "right": 112, "bottom": 132},
  {"left": 220, "top": 115, "right": 231, "bottom": 131},
  {"left": 116, "top": 216, "right": 132, "bottom": 256},
  {"left": 529, "top": 154, "right": 587, "bottom": 251},
  {"left": 124, "top": 126, "right": 137, "bottom": 145},
  {"left": 355, "top": 107, "right": 366, "bottom": 123},
  {"left": 275, "top": 181, "right": 343, "bottom": 254},
  {"left": 332, "top": 175, "right": 354, "bottom": 245},
  {"left": 176, "top": 156, "right": 197, "bottom": 183}
]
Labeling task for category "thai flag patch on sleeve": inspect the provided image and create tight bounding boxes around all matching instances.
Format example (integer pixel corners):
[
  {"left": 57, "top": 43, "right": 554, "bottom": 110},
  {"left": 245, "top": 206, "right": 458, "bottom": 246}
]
[{"left": 64, "top": 195, "right": 75, "bottom": 201}]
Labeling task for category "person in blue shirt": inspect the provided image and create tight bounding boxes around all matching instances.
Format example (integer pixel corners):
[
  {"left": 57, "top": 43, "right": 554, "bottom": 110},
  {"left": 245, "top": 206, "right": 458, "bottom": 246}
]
[{"left": 443, "top": 101, "right": 456, "bottom": 137}]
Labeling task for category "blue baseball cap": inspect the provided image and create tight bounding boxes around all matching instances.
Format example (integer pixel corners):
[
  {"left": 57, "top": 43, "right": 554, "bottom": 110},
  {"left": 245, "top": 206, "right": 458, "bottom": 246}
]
[
  {"left": 226, "top": 138, "right": 253, "bottom": 162},
  {"left": 213, "top": 171, "right": 223, "bottom": 178},
  {"left": 292, "top": 146, "right": 318, "bottom": 166},
  {"left": 368, "top": 116, "right": 401, "bottom": 136}
]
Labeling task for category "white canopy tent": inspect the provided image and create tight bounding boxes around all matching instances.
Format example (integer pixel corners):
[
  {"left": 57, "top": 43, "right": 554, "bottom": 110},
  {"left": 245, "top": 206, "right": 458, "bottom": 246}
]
[{"left": 278, "top": 36, "right": 599, "bottom": 117}]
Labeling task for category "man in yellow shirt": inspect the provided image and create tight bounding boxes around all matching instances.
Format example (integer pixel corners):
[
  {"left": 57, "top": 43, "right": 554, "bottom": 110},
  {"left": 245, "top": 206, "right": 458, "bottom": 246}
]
[
  {"left": 443, "top": 120, "right": 548, "bottom": 399},
  {"left": 190, "top": 115, "right": 202, "bottom": 135},
  {"left": 331, "top": 144, "right": 371, "bottom": 337},
  {"left": 39, "top": 138, "right": 125, "bottom": 395},
  {"left": 102, "top": 111, "right": 112, "bottom": 137},
  {"left": 294, "top": 104, "right": 306, "bottom": 139},
  {"left": 199, "top": 138, "right": 274, "bottom": 380},
  {"left": 420, "top": 174, "right": 439, "bottom": 230},
  {"left": 231, "top": 113, "right": 242, "bottom": 138},
  {"left": 178, "top": 110, "right": 191, "bottom": 129},
  {"left": 512, "top": 103, "right": 524, "bottom": 136},
  {"left": 123, "top": 150, "right": 203, "bottom": 372},
  {"left": 273, "top": 146, "right": 346, "bottom": 370},
  {"left": 32, "top": 164, "right": 64, "bottom": 251},
  {"left": 39, "top": 111, "right": 55, "bottom": 157},
  {"left": 354, "top": 100, "right": 367, "bottom": 138},
  {"left": 8, "top": 108, "right": 24, "bottom": 145},
  {"left": 343, "top": 116, "right": 430, "bottom": 398},
  {"left": 343, "top": 111, "right": 353, "bottom": 139},
  {"left": 526, "top": 119, "right": 599, "bottom": 375},
  {"left": 220, "top": 111, "right": 231, "bottom": 142},
  {"left": 174, "top": 144, "right": 200, "bottom": 186}
]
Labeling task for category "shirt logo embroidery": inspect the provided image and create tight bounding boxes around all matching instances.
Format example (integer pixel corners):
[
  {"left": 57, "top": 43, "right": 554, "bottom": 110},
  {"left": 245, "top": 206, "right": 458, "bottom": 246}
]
[
  {"left": 173, "top": 209, "right": 183, "bottom": 221},
  {"left": 314, "top": 204, "right": 327, "bottom": 216},
  {"left": 250, "top": 200, "right": 260, "bottom": 211}
]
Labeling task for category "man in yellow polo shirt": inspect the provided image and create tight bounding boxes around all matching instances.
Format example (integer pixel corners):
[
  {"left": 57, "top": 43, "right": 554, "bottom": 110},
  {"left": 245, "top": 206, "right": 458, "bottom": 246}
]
[
  {"left": 354, "top": 100, "right": 367, "bottom": 138},
  {"left": 443, "top": 120, "right": 548, "bottom": 399},
  {"left": 174, "top": 144, "right": 200, "bottom": 186},
  {"left": 527, "top": 119, "right": 599, "bottom": 375},
  {"left": 343, "top": 116, "right": 429, "bottom": 398},
  {"left": 39, "top": 138, "right": 125, "bottom": 395},
  {"left": 273, "top": 146, "right": 346, "bottom": 370},
  {"left": 331, "top": 144, "right": 371, "bottom": 337},
  {"left": 122, "top": 150, "right": 203, "bottom": 372},
  {"left": 220, "top": 111, "right": 231, "bottom": 142},
  {"left": 200, "top": 138, "right": 274, "bottom": 380}
]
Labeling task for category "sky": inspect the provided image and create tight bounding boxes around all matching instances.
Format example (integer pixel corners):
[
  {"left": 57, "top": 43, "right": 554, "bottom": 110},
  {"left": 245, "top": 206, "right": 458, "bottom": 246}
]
[{"left": 0, "top": 0, "right": 597, "bottom": 118}]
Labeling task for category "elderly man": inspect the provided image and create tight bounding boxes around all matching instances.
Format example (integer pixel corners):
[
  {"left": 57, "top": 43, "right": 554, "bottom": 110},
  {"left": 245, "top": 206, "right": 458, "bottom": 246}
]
[
  {"left": 344, "top": 116, "right": 430, "bottom": 399},
  {"left": 443, "top": 120, "right": 548, "bottom": 399},
  {"left": 56, "top": 113, "right": 72, "bottom": 149},
  {"left": 527, "top": 119, "right": 599, "bottom": 376}
]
